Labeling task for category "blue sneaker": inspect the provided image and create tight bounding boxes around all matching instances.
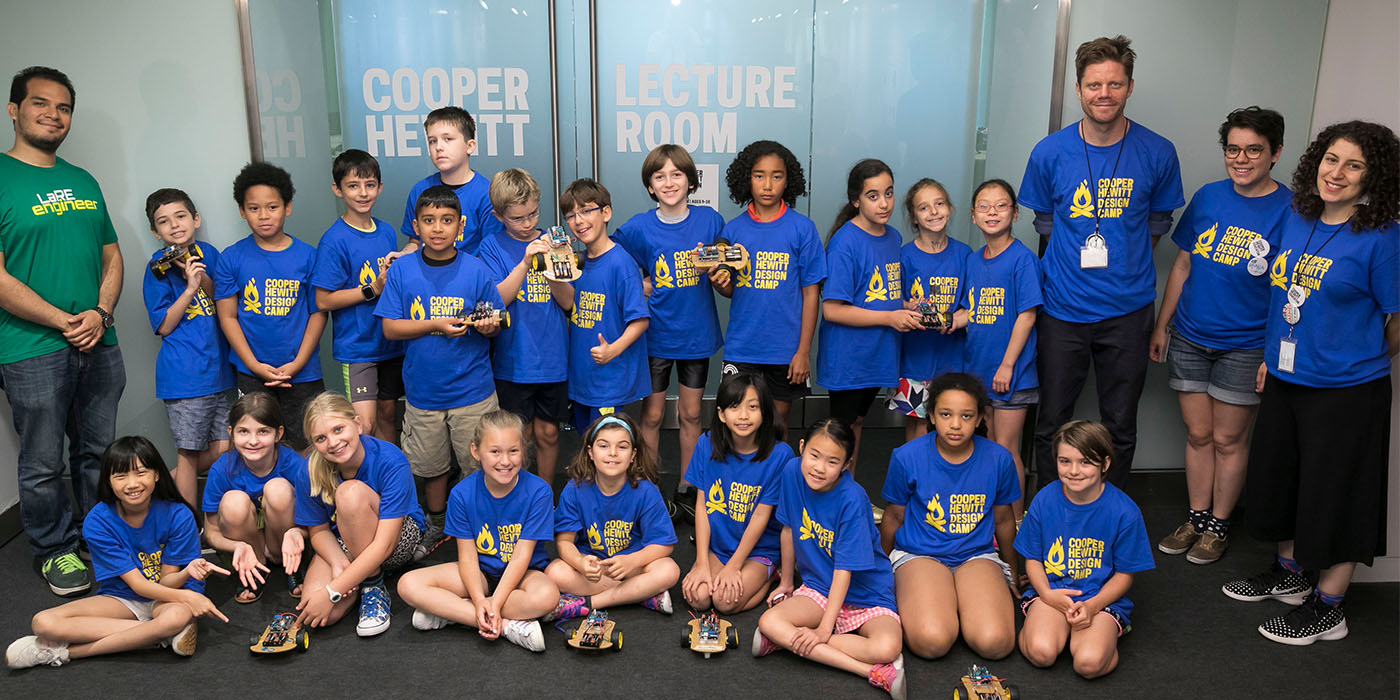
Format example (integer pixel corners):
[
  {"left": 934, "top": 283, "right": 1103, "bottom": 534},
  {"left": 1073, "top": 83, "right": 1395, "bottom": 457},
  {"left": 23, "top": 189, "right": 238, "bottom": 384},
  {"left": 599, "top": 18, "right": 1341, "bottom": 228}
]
[{"left": 357, "top": 586, "right": 392, "bottom": 637}]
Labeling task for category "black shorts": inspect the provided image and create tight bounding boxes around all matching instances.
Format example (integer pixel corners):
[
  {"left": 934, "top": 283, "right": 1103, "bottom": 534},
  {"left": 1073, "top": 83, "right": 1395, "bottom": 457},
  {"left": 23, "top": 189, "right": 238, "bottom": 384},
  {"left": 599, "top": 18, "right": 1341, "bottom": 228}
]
[
  {"left": 649, "top": 356, "right": 709, "bottom": 394},
  {"left": 828, "top": 387, "right": 882, "bottom": 426},
  {"left": 721, "top": 360, "right": 810, "bottom": 403},
  {"left": 235, "top": 374, "right": 325, "bottom": 451},
  {"left": 494, "top": 379, "right": 569, "bottom": 425},
  {"left": 1246, "top": 374, "right": 1391, "bottom": 569}
]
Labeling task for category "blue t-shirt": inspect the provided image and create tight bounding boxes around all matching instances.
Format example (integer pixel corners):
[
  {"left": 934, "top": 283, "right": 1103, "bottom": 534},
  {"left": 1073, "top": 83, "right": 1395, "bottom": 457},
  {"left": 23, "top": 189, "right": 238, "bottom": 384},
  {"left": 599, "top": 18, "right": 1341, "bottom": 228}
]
[
  {"left": 142, "top": 242, "right": 235, "bottom": 400},
  {"left": 201, "top": 445, "right": 306, "bottom": 514},
  {"left": 213, "top": 235, "right": 323, "bottom": 383},
  {"left": 1170, "top": 180, "right": 1291, "bottom": 350},
  {"left": 1014, "top": 482, "right": 1154, "bottom": 620},
  {"left": 899, "top": 238, "right": 971, "bottom": 381},
  {"left": 554, "top": 478, "right": 677, "bottom": 558},
  {"left": 722, "top": 208, "right": 828, "bottom": 365},
  {"left": 374, "top": 251, "right": 502, "bottom": 410},
  {"left": 775, "top": 458, "right": 896, "bottom": 610},
  {"left": 613, "top": 207, "right": 725, "bottom": 360},
  {"left": 310, "top": 217, "right": 405, "bottom": 364},
  {"left": 961, "top": 240, "right": 1043, "bottom": 400},
  {"left": 293, "top": 436, "right": 426, "bottom": 532},
  {"left": 400, "top": 171, "right": 501, "bottom": 255},
  {"left": 476, "top": 229, "right": 569, "bottom": 383},
  {"left": 682, "top": 433, "right": 793, "bottom": 564},
  {"left": 881, "top": 434, "right": 1020, "bottom": 566},
  {"left": 567, "top": 244, "right": 651, "bottom": 407},
  {"left": 817, "top": 221, "right": 906, "bottom": 390},
  {"left": 84, "top": 500, "right": 204, "bottom": 600},
  {"left": 445, "top": 470, "right": 554, "bottom": 577},
  {"left": 1019, "top": 120, "right": 1185, "bottom": 323},
  {"left": 1264, "top": 214, "right": 1400, "bottom": 388}
]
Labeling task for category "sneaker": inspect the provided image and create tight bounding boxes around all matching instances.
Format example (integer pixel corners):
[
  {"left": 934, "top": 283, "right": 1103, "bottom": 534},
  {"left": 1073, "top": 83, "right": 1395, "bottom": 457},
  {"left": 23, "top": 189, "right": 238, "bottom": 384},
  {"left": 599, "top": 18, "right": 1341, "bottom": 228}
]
[
  {"left": 1157, "top": 521, "right": 1202, "bottom": 555},
  {"left": 169, "top": 621, "right": 198, "bottom": 657},
  {"left": 356, "top": 586, "right": 392, "bottom": 637},
  {"left": 41, "top": 552, "right": 91, "bottom": 596},
  {"left": 1186, "top": 530, "right": 1228, "bottom": 565},
  {"left": 6, "top": 636, "right": 68, "bottom": 669},
  {"left": 1258, "top": 593, "right": 1348, "bottom": 646},
  {"left": 502, "top": 619, "right": 546, "bottom": 652},
  {"left": 641, "top": 590, "right": 673, "bottom": 615},
  {"left": 672, "top": 488, "right": 695, "bottom": 525},
  {"left": 868, "top": 658, "right": 907, "bottom": 700},
  {"left": 414, "top": 521, "right": 450, "bottom": 561},
  {"left": 1222, "top": 561, "right": 1312, "bottom": 604},
  {"left": 751, "top": 627, "right": 780, "bottom": 657},
  {"left": 542, "top": 594, "right": 590, "bottom": 623},
  {"left": 411, "top": 609, "right": 452, "bottom": 631}
]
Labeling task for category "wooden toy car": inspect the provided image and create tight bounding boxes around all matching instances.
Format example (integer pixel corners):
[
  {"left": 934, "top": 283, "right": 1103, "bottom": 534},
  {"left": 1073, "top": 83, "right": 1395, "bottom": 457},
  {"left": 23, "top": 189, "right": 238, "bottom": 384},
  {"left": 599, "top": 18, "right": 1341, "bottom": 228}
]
[
  {"left": 457, "top": 301, "right": 510, "bottom": 329},
  {"left": 682, "top": 610, "right": 738, "bottom": 658},
  {"left": 249, "top": 612, "right": 309, "bottom": 655},
  {"left": 689, "top": 237, "right": 749, "bottom": 276},
  {"left": 917, "top": 299, "right": 953, "bottom": 330},
  {"left": 952, "top": 664, "right": 1018, "bottom": 700},
  {"left": 148, "top": 243, "right": 203, "bottom": 280},
  {"left": 565, "top": 610, "right": 622, "bottom": 652},
  {"left": 532, "top": 226, "right": 587, "bottom": 282}
]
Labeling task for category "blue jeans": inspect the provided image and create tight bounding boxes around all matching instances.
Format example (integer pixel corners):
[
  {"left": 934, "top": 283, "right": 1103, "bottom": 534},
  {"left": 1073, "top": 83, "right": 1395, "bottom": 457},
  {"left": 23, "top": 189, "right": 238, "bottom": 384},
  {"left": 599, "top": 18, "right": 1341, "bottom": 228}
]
[{"left": 0, "top": 344, "right": 126, "bottom": 557}]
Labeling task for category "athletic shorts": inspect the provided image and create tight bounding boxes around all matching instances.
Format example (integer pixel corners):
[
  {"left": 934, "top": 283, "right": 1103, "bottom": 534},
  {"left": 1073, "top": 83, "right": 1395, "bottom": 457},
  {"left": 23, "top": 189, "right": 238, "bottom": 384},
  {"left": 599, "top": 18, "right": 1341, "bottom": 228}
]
[
  {"left": 889, "top": 549, "right": 1012, "bottom": 583},
  {"left": 649, "top": 356, "right": 708, "bottom": 393},
  {"left": 401, "top": 394, "right": 499, "bottom": 478},
  {"left": 1166, "top": 329, "right": 1262, "bottom": 406},
  {"left": 829, "top": 387, "right": 882, "bottom": 426},
  {"left": 164, "top": 392, "right": 231, "bottom": 451},
  {"left": 110, "top": 595, "right": 156, "bottom": 622},
  {"left": 790, "top": 584, "right": 900, "bottom": 634},
  {"left": 990, "top": 388, "right": 1039, "bottom": 410},
  {"left": 342, "top": 356, "right": 405, "bottom": 403},
  {"left": 495, "top": 379, "right": 569, "bottom": 424},
  {"left": 721, "top": 361, "right": 810, "bottom": 403},
  {"left": 886, "top": 377, "right": 930, "bottom": 418},
  {"left": 235, "top": 376, "right": 325, "bottom": 451},
  {"left": 569, "top": 401, "right": 640, "bottom": 434}
]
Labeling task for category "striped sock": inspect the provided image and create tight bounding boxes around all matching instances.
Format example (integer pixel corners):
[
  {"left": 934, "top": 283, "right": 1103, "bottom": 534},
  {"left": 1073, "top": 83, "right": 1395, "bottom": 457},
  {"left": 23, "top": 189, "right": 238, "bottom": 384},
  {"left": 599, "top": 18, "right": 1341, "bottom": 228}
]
[{"left": 1277, "top": 555, "right": 1303, "bottom": 574}]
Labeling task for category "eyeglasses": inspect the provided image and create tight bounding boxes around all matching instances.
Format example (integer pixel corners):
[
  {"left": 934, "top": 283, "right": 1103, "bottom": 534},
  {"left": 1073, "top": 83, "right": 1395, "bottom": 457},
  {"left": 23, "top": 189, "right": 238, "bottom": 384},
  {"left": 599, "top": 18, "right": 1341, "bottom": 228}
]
[
  {"left": 506, "top": 210, "right": 540, "bottom": 226},
  {"left": 563, "top": 206, "right": 603, "bottom": 223},
  {"left": 974, "top": 201, "right": 1012, "bottom": 213},
  {"left": 1224, "top": 145, "right": 1268, "bottom": 159}
]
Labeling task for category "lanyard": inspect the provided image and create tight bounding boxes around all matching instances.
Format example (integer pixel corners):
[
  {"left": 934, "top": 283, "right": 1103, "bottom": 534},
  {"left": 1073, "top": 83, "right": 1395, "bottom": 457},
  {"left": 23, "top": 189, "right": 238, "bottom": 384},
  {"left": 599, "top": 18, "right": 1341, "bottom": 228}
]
[
  {"left": 1080, "top": 121, "right": 1129, "bottom": 238},
  {"left": 1284, "top": 217, "right": 1347, "bottom": 335}
]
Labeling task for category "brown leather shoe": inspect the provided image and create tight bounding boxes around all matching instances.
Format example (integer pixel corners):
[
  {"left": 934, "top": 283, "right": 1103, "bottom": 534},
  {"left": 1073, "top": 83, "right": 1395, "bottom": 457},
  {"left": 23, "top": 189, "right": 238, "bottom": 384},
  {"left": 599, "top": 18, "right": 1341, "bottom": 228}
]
[
  {"left": 1157, "top": 521, "right": 1201, "bottom": 555},
  {"left": 1187, "top": 530, "right": 1228, "bottom": 565}
]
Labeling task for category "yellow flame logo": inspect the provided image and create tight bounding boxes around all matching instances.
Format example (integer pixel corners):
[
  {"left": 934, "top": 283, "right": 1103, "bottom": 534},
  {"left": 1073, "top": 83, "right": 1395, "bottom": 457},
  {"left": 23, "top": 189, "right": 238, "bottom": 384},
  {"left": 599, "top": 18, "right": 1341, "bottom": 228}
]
[
  {"left": 966, "top": 287, "right": 976, "bottom": 318},
  {"left": 924, "top": 493, "right": 946, "bottom": 532},
  {"left": 705, "top": 479, "right": 726, "bottom": 515},
  {"left": 1192, "top": 223, "right": 1217, "bottom": 258},
  {"left": 653, "top": 255, "right": 674, "bottom": 288},
  {"left": 1069, "top": 180, "right": 1094, "bottom": 218},
  {"left": 587, "top": 522, "right": 603, "bottom": 550},
  {"left": 908, "top": 277, "right": 924, "bottom": 301},
  {"left": 735, "top": 265, "right": 752, "bottom": 288},
  {"left": 476, "top": 524, "right": 497, "bottom": 556},
  {"left": 799, "top": 507, "right": 816, "bottom": 542},
  {"left": 1270, "top": 249, "right": 1290, "bottom": 290},
  {"left": 358, "top": 261, "right": 376, "bottom": 287},
  {"left": 410, "top": 296, "right": 426, "bottom": 321},
  {"left": 864, "top": 267, "right": 888, "bottom": 302},
  {"left": 242, "top": 278, "right": 261, "bottom": 314},
  {"left": 1044, "top": 536, "right": 1066, "bottom": 577}
]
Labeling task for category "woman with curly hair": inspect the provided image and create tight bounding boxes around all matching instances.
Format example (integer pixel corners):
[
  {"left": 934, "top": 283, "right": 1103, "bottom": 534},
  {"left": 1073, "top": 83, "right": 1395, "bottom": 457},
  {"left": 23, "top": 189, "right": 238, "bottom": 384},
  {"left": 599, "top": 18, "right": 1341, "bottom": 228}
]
[{"left": 1221, "top": 120, "right": 1399, "bottom": 645}]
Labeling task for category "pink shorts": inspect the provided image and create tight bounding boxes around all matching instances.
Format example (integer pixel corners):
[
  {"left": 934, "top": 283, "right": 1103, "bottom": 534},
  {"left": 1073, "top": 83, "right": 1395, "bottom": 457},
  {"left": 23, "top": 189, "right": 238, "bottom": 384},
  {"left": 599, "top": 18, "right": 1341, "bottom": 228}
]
[{"left": 790, "top": 584, "right": 900, "bottom": 634}]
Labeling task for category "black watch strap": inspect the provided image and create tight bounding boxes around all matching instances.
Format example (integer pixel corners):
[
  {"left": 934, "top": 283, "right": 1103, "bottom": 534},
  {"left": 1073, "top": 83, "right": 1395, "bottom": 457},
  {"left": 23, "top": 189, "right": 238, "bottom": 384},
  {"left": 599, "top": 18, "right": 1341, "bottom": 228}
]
[{"left": 94, "top": 306, "right": 115, "bottom": 329}]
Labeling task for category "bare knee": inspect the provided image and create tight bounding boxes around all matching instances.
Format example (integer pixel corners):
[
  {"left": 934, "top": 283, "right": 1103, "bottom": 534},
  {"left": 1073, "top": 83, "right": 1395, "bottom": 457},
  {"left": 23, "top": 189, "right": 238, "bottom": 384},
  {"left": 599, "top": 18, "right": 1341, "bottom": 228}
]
[
  {"left": 905, "top": 621, "right": 956, "bottom": 659},
  {"left": 1184, "top": 427, "right": 1214, "bottom": 450},
  {"left": 1212, "top": 429, "right": 1246, "bottom": 456},
  {"left": 641, "top": 398, "right": 665, "bottom": 430},
  {"left": 652, "top": 557, "right": 681, "bottom": 588},
  {"left": 262, "top": 477, "right": 295, "bottom": 513},
  {"left": 335, "top": 479, "right": 375, "bottom": 513},
  {"left": 965, "top": 625, "right": 1016, "bottom": 660},
  {"left": 534, "top": 421, "right": 559, "bottom": 446},
  {"left": 31, "top": 609, "right": 64, "bottom": 639},
  {"left": 1073, "top": 646, "right": 1115, "bottom": 679},
  {"left": 677, "top": 402, "right": 701, "bottom": 429},
  {"left": 219, "top": 490, "right": 257, "bottom": 524},
  {"left": 154, "top": 604, "right": 194, "bottom": 635},
  {"left": 1019, "top": 632, "right": 1061, "bottom": 668}
]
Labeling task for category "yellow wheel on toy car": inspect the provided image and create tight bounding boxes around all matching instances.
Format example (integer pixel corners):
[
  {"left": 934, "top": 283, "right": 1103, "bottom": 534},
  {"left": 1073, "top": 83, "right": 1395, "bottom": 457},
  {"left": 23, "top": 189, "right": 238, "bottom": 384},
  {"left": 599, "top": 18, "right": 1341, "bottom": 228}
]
[
  {"left": 531, "top": 253, "right": 545, "bottom": 272},
  {"left": 682, "top": 626, "right": 692, "bottom": 646},
  {"left": 952, "top": 685, "right": 965, "bottom": 700},
  {"left": 296, "top": 628, "right": 309, "bottom": 652},
  {"left": 574, "top": 253, "right": 587, "bottom": 270},
  {"left": 499, "top": 310, "right": 510, "bottom": 329},
  {"left": 613, "top": 632, "right": 623, "bottom": 651},
  {"left": 726, "top": 625, "right": 739, "bottom": 648},
  {"left": 713, "top": 236, "right": 731, "bottom": 247}
]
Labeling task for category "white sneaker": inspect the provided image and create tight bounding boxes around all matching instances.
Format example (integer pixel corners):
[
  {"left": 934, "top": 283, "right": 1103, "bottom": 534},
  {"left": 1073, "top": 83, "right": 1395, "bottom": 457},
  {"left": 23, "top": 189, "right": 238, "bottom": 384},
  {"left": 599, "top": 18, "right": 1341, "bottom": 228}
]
[
  {"left": 502, "top": 619, "right": 546, "bottom": 652},
  {"left": 411, "top": 609, "right": 453, "bottom": 631},
  {"left": 6, "top": 636, "right": 69, "bottom": 669},
  {"left": 356, "top": 586, "right": 392, "bottom": 637},
  {"left": 169, "top": 621, "right": 198, "bottom": 657}
]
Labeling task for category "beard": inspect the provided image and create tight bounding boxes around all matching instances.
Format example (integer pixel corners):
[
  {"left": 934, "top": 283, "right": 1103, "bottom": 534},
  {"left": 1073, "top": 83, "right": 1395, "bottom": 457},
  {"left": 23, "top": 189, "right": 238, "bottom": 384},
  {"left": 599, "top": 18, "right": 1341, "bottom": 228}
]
[{"left": 18, "top": 123, "right": 67, "bottom": 154}]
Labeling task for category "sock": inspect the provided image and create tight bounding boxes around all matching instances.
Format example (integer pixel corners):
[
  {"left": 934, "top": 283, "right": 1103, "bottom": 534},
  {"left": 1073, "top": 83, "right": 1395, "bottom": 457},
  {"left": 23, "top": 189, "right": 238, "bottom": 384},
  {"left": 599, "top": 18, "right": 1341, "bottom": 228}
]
[
  {"left": 1188, "top": 509, "right": 1209, "bottom": 532},
  {"left": 362, "top": 571, "right": 385, "bottom": 590},
  {"left": 1277, "top": 555, "right": 1302, "bottom": 574},
  {"left": 1316, "top": 591, "right": 1344, "bottom": 607},
  {"left": 1204, "top": 515, "right": 1229, "bottom": 537}
]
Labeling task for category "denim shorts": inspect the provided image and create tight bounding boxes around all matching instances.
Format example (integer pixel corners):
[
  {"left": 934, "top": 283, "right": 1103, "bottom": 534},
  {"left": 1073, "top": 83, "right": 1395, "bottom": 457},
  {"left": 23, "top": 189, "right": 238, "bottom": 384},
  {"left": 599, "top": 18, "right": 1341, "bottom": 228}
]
[
  {"left": 990, "top": 388, "right": 1039, "bottom": 410},
  {"left": 889, "top": 549, "right": 1012, "bottom": 583},
  {"left": 1165, "top": 330, "right": 1262, "bottom": 406},
  {"left": 164, "top": 392, "right": 231, "bottom": 451}
]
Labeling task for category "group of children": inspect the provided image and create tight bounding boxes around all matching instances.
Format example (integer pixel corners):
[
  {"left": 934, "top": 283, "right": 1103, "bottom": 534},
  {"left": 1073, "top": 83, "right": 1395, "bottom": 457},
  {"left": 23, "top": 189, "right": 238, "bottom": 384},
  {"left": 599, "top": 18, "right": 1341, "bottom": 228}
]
[{"left": 5, "top": 105, "right": 1155, "bottom": 697}]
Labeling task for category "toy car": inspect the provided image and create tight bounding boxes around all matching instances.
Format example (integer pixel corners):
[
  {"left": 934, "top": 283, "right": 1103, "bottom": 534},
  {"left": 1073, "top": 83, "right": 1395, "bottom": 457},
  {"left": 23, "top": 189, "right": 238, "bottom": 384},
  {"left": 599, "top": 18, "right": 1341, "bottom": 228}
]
[
  {"left": 249, "top": 612, "right": 309, "bottom": 655},
  {"left": 689, "top": 237, "right": 749, "bottom": 277},
  {"left": 952, "top": 664, "right": 1018, "bottom": 700},
  {"left": 532, "top": 226, "right": 587, "bottom": 282},
  {"left": 917, "top": 299, "right": 953, "bottom": 330},
  {"left": 456, "top": 301, "right": 510, "bottom": 329},
  {"left": 565, "top": 610, "right": 622, "bottom": 652},
  {"left": 148, "top": 243, "right": 203, "bottom": 280},
  {"left": 682, "top": 610, "right": 738, "bottom": 658}
]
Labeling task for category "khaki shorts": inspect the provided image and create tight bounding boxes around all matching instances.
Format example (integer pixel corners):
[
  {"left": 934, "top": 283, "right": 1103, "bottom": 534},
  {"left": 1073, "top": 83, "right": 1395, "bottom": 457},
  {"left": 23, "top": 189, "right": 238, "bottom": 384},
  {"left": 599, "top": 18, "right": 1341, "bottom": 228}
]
[{"left": 401, "top": 393, "right": 499, "bottom": 478}]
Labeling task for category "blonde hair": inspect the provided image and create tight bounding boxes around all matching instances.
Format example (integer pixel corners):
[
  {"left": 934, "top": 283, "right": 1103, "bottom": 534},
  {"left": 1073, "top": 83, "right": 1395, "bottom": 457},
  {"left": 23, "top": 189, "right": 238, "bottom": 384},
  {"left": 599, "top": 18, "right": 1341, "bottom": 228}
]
[
  {"left": 566, "top": 413, "right": 658, "bottom": 487},
  {"left": 302, "top": 392, "right": 360, "bottom": 506},
  {"left": 473, "top": 410, "right": 526, "bottom": 448},
  {"left": 488, "top": 168, "right": 542, "bottom": 212}
]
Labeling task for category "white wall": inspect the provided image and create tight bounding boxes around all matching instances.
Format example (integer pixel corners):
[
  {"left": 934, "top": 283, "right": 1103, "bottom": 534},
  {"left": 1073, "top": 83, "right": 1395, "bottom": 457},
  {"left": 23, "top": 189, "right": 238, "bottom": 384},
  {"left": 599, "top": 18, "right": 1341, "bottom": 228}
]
[
  {"left": 0, "top": 0, "right": 251, "bottom": 516},
  {"left": 1310, "top": 0, "right": 1400, "bottom": 582}
]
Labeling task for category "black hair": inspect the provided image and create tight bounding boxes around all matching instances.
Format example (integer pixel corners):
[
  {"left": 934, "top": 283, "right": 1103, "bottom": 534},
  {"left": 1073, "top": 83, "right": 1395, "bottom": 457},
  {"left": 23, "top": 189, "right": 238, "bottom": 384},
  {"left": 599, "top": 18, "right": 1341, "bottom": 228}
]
[
  {"left": 97, "top": 436, "right": 191, "bottom": 513},
  {"left": 415, "top": 184, "right": 462, "bottom": 217},
  {"left": 971, "top": 178, "right": 1018, "bottom": 211},
  {"left": 725, "top": 140, "right": 807, "bottom": 208},
  {"left": 924, "top": 372, "right": 991, "bottom": 424},
  {"left": 710, "top": 372, "right": 778, "bottom": 462},
  {"left": 829, "top": 158, "right": 894, "bottom": 237},
  {"left": 9, "top": 66, "right": 74, "bottom": 110},
  {"left": 1290, "top": 120, "right": 1400, "bottom": 232},
  {"left": 1218, "top": 106, "right": 1284, "bottom": 157},
  {"left": 424, "top": 106, "right": 476, "bottom": 141},
  {"left": 332, "top": 148, "right": 381, "bottom": 185},
  {"left": 144, "top": 188, "right": 198, "bottom": 230},
  {"left": 232, "top": 161, "right": 295, "bottom": 207},
  {"left": 800, "top": 418, "right": 855, "bottom": 467}
]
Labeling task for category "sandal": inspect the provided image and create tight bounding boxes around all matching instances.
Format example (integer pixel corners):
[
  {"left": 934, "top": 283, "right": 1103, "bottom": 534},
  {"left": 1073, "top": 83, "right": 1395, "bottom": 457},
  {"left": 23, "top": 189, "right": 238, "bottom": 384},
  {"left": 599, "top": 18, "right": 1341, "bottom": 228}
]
[
  {"left": 286, "top": 569, "right": 303, "bottom": 599},
  {"left": 235, "top": 577, "right": 262, "bottom": 604}
]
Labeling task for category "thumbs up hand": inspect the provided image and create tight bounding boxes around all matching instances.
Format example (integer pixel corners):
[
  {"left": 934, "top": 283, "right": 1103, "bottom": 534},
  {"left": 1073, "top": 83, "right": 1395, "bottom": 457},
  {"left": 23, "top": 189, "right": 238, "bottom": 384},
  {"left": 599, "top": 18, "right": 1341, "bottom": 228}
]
[{"left": 590, "top": 332, "right": 614, "bottom": 365}]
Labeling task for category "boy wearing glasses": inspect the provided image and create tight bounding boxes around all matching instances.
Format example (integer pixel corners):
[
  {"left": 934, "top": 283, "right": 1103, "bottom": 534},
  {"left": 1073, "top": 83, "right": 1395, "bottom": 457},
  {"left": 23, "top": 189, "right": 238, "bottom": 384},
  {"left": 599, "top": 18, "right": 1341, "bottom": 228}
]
[
  {"left": 399, "top": 106, "right": 502, "bottom": 255},
  {"left": 477, "top": 169, "right": 573, "bottom": 486}
]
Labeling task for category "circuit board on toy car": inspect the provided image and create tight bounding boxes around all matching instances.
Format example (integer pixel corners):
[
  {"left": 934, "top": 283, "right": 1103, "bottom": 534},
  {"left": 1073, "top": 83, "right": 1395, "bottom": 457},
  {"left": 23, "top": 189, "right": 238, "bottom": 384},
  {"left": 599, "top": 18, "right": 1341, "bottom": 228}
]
[
  {"left": 456, "top": 301, "right": 510, "bottom": 328},
  {"left": 689, "top": 237, "right": 749, "bottom": 274},
  {"left": 532, "top": 226, "right": 587, "bottom": 282},
  {"left": 917, "top": 299, "right": 953, "bottom": 330},
  {"left": 566, "top": 610, "right": 621, "bottom": 652},
  {"left": 148, "top": 243, "right": 203, "bottom": 280},
  {"left": 683, "top": 610, "right": 738, "bottom": 657},
  {"left": 250, "top": 612, "right": 309, "bottom": 654},
  {"left": 952, "top": 664, "right": 1018, "bottom": 700}
]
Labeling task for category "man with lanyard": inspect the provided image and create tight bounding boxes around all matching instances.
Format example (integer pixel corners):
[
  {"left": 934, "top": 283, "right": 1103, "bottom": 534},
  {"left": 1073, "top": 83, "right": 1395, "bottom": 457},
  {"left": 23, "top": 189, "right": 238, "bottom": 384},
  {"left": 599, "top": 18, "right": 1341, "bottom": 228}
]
[
  {"left": 0, "top": 66, "right": 126, "bottom": 596},
  {"left": 1018, "top": 36, "right": 1184, "bottom": 490}
]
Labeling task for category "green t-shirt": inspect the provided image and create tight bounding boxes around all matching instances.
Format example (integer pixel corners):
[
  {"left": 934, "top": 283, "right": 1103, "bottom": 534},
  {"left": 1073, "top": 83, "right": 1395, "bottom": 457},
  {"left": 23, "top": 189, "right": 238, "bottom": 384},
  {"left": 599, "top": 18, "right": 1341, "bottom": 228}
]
[{"left": 0, "top": 153, "right": 119, "bottom": 363}]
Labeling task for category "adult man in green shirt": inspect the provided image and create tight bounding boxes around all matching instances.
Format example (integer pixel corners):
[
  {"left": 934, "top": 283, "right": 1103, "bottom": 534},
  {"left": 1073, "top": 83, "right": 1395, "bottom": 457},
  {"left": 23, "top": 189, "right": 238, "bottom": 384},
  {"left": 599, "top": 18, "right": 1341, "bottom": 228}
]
[{"left": 0, "top": 66, "right": 126, "bottom": 596}]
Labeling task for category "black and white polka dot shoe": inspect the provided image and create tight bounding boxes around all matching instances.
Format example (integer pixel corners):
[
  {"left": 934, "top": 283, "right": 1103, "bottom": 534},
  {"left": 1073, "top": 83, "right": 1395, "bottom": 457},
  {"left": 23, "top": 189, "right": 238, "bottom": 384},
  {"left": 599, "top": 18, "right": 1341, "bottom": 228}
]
[
  {"left": 1221, "top": 561, "right": 1312, "bottom": 604},
  {"left": 1258, "top": 593, "right": 1348, "bottom": 646}
]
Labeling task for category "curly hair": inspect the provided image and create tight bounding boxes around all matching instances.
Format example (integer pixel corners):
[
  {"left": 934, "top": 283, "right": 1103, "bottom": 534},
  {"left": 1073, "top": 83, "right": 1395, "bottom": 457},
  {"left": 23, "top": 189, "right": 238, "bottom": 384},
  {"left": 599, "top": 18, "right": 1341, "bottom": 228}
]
[
  {"left": 233, "top": 161, "right": 295, "bottom": 206},
  {"left": 1290, "top": 121, "right": 1400, "bottom": 231},
  {"left": 725, "top": 139, "right": 807, "bottom": 207}
]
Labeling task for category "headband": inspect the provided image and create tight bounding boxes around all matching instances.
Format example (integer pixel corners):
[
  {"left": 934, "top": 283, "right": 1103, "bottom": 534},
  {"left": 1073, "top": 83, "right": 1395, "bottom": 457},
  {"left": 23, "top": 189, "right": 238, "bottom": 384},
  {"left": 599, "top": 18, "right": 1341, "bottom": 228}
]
[{"left": 593, "top": 415, "right": 633, "bottom": 439}]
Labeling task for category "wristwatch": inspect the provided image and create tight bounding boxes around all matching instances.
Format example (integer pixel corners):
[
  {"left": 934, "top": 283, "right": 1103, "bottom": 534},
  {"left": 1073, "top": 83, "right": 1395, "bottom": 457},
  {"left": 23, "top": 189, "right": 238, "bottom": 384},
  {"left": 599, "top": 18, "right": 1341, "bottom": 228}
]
[
  {"left": 93, "top": 306, "right": 115, "bottom": 329},
  {"left": 360, "top": 283, "right": 377, "bottom": 302},
  {"left": 325, "top": 584, "right": 343, "bottom": 603}
]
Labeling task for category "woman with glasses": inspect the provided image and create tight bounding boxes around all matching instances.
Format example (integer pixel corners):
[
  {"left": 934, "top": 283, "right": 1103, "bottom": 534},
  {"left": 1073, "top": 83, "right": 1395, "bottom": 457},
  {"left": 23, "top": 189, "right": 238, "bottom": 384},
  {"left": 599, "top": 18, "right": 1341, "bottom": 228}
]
[{"left": 1148, "top": 107, "right": 1292, "bottom": 566}]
